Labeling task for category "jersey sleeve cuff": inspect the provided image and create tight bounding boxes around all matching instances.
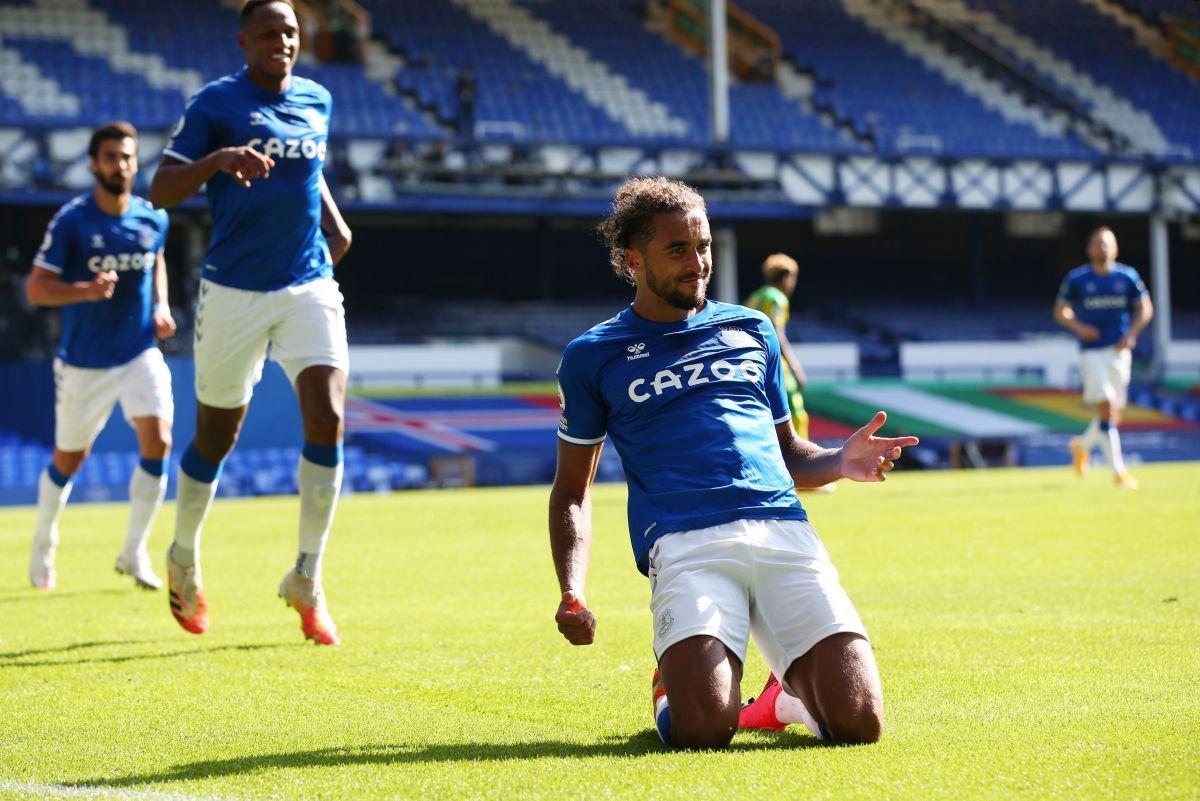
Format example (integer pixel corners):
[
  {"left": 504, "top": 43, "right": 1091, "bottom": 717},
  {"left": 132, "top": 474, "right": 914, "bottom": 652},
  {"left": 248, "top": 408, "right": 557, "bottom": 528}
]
[
  {"left": 161, "top": 148, "right": 195, "bottom": 165},
  {"left": 557, "top": 431, "right": 606, "bottom": 446},
  {"left": 32, "top": 258, "right": 62, "bottom": 274},
  {"left": 773, "top": 413, "right": 792, "bottom": 425}
]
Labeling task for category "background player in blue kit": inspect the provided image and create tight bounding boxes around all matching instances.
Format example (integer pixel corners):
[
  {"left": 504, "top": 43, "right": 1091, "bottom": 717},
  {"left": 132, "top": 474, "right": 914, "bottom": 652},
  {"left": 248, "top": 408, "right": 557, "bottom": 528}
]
[
  {"left": 1054, "top": 226, "right": 1153, "bottom": 489},
  {"left": 27, "top": 122, "right": 176, "bottom": 591},
  {"left": 550, "top": 177, "right": 918, "bottom": 749},
  {"left": 149, "top": 0, "right": 353, "bottom": 645}
]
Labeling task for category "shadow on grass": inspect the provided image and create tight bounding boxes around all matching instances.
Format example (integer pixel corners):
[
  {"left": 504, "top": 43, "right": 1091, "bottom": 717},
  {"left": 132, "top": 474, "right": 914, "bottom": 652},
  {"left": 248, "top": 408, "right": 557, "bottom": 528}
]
[
  {"left": 0, "top": 637, "right": 163, "bottom": 660},
  {"left": 0, "top": 588, "right": 128, "bottom": 605},
  {"left": 0, "top": 641, "right": 302, "bottom": 669},
  {"left": 74, "top": 731, "right": 821, "bottom": 787}
]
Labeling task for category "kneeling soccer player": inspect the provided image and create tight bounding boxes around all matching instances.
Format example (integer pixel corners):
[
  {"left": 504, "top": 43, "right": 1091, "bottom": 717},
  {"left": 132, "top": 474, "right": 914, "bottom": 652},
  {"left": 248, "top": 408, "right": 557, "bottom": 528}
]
[{"left": 548, "top": 177, "right": 917, "bottom": 748}]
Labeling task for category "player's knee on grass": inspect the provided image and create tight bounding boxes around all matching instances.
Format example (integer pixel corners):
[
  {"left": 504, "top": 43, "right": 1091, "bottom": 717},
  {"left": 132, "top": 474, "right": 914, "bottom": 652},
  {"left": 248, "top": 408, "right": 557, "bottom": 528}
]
[
  {"left": 669, "top": 696, "right": 740, "bottom": 749},
  {"left": 659, "top": 635, "right": 742, "bottom": 749},
  {"left": 820, "top": 688, "right": 883, "bottom": 745},
  {"left": 786, "top": 633, "right": 883, "bottom": 745}
]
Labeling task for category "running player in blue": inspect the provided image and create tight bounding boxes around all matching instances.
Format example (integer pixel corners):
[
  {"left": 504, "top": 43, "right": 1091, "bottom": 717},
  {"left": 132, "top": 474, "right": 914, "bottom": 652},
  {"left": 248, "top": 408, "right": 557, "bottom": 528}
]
[
  {"left": 550, "top": 177, "right": 918, "bottom": 749},
  {"left": 149, "top": 0, "right": 353, "bottom": 644},
  {"left": 27, "top": 121, "right": 176, "bottom": 592},
  {"left": 1054, "top": 226, "right": 1153, "bottom": 489}
]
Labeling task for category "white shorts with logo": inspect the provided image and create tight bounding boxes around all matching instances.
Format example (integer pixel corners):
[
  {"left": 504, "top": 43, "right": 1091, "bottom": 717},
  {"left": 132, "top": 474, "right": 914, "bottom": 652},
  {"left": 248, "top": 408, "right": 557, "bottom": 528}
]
[
  {"left": 193, "top": 278, "right": 349, "bottom": 409},
  {"left": 1080, "top": 346, "right": 1131, "bottom": 408},
  {"left": 648, "top": 518, "right": 868, "bottom": 679},
  {"left": 54, "top": 347, "right": 174, "bottom": 452}
]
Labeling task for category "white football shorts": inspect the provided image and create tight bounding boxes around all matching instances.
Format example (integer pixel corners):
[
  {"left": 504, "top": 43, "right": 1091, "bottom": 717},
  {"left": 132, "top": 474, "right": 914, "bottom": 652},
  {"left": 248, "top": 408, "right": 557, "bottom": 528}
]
[
  {"left": 1079, "top": 346, "right": 1131, "bottom": 408},
  {"left": 648, "top": 518, "right": 868, "bottom": 679},
  {"left": 193, "top": 277, "right": 349, "bottom": 409},
  {"left": 54, "top": 347, "right": 174, "bottom": 452}
]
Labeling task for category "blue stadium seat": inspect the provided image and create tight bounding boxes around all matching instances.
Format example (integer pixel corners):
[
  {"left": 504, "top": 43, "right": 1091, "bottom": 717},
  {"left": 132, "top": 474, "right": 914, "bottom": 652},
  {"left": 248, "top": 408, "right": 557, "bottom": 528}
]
[
  {"left": 740, "top": 0, "right": 1097, "bottom": 158},
  {"left": 966, "top": 0, "right": 1199, "bottom": 156}
]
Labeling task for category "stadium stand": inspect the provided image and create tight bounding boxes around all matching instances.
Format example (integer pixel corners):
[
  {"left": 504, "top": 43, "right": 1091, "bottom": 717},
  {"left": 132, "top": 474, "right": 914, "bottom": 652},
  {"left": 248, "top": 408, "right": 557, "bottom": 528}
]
[
  {"left": 5, "top": 0, "right": 1192, "bottom": 159},
  {"left": 362, "top": 0, "right": 644, "bottom": 144},
  {"left": 0, "top": 0, "right": 1197, "bottom": 210},
  {"left": 958, "top": 0, "right": 1199, "bottom": 155},
  {"left": 740, "top": 0, "right": 1098, "bottom": 157},
  {"left": 509, "top": 0, "right": 859, "bottom": 151}
]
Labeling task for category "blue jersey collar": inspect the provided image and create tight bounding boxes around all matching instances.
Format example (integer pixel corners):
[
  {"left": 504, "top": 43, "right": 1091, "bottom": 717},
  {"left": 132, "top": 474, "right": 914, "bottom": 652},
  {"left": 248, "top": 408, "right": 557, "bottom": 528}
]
[
  {"left": 236, "top": 65, "right": 294, "bottom": 102},
  {"left": 620, "top": 300, "right": 717, "bottom": 332}
]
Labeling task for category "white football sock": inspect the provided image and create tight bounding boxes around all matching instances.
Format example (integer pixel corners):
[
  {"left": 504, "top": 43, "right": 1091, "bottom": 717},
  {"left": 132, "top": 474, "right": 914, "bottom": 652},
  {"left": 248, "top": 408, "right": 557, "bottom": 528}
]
[
  {"left": 172, "top": 472, "right": 218, "bottom": 566},
  {"left": 1102, "top": 425, "right": 1127, "bottom": 474},
  {"left": 775, "top": 688, "right": 828, "bottom": 741},
  {"left": 33, "top": 468, "right": 72, "bottom": 552},
  {"left": 296, "top": 456, "right": 343, "bottom": 580},
  {"left": 1079, "top": 417, "right": 1102, "bottom": 454},
  {"left": 123, "top": 466, "right": 167, "bottom": 556}
]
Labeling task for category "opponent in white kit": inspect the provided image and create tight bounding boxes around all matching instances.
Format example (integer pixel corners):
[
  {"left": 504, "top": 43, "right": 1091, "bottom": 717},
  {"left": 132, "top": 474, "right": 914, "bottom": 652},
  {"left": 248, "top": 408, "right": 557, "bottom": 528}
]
[
  {"left": 28, "top": 121, "right": 176, "bottom": 591},
  {"left": 149, "top": 0, "right": 352, "bottom": 644},
  {"left": 550, "top": 177, "right": 918, "bottom": 748},
  {"left": 1054, "top": 226, "right": 1153, "bottom": 489}
]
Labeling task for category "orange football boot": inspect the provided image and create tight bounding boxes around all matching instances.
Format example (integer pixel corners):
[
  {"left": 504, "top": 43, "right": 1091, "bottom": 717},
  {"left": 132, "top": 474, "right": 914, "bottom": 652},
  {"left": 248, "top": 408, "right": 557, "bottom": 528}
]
[
  {"left": 279, "top": 569, "right": 340, "bottom": 645},
  {"left": 167, "top": 550, "right": 208, "bottom": 634}
]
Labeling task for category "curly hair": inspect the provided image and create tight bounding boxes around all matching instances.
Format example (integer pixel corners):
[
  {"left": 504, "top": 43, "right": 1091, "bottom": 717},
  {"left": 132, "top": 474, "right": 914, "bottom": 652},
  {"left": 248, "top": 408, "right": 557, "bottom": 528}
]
[{"left": 597, "top": 176, "right": 707, "bottom": 285}]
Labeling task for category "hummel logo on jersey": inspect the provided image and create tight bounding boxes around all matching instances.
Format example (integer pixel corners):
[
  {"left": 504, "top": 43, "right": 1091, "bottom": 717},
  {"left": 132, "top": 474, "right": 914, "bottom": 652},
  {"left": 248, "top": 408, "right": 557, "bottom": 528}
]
[
  {"left": 626, "top": 342, "right": 649, "bottom": 361},
  {"left": 91, "top": 234, "right": 105, "bottom": 249},
  {"left": 249, "top": 111, "right": 269, "bottom": 126}
]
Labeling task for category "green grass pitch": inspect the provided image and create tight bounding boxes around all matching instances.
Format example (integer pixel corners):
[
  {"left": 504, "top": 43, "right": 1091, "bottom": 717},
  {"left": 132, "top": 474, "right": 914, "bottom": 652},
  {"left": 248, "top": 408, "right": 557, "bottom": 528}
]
[{"left": 1, "top": 463, "right": 1197, "bottom": 800}]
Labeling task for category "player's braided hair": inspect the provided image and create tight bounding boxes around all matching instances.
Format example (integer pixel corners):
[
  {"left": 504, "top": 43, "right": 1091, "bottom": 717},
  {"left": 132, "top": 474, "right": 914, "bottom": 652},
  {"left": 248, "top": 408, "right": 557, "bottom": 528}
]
[{"left": 597, "top": 176, "right": 707, "bottom": 285}]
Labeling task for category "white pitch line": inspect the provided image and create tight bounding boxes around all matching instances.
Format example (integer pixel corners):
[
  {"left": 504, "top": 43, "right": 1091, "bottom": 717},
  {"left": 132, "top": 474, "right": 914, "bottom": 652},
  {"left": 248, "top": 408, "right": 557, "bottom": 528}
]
[{"left": 0, "top": 780, "right": 244, "bottom": 801}]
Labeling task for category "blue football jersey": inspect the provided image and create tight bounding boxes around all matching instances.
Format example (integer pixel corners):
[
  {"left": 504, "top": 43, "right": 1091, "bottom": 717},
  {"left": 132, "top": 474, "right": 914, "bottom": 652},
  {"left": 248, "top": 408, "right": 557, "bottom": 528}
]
[
  {"left": 34, "top": 194, "right": 167, "bottom": 369},
  {"left": 162, "top": 66, "right": 332, "bottom": 292},
  {"left": 1056, "top": 264, "right": 1148, "bottom": 350},
  {"left": 556, "top": 301, "right": 808, "bottom": 575}
]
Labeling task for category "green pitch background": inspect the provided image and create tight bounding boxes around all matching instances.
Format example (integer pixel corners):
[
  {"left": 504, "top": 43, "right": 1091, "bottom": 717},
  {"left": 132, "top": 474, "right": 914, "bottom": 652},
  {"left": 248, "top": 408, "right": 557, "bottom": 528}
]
[{"left": 1, "top": 464, "right": 1197, "bottom": 800}]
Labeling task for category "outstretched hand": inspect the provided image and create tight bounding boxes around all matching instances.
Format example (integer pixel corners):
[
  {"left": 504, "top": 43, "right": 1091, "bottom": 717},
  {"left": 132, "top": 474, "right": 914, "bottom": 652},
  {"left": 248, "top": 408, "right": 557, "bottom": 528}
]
[
  {"left": 555, "top": 589, "right": 596, "bottom": 646},
  {"left": 839, "top": 411, "right": 919, "bottom": 482}
]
